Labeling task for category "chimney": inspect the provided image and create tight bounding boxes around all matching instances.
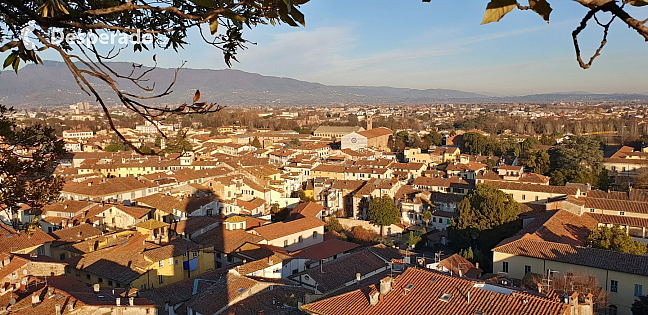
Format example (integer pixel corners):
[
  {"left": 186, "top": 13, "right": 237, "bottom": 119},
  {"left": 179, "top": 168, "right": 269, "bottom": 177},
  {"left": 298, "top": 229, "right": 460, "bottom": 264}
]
[
  {"left": 31, "top": 293, "right": 40, "bottom": 305},
  {"left": 93, "top": 283, "right": 100, "bottom": 292},
  {"left": 129, "top": 297, "right": 134, "bottom": 306},
  {"left": 369, "top": 291, "right": 380, "bottom": 306},
  {"left": 585, "top": 293, "right": 593, "bottom": 308},
  {"left": 537, "top": 282, "right": 542, "bottom": 294},
  {"left": 116, "top": 297, "right": 121, "bottom": 306},
  {"left": 67, "top": 301, "right": 74, "bottom": 312},
  {"left": 475, "top": 262, "right": 479, "bottom": 270},
  {"left": 569, "top": 292, "right": 579, "bottom": 307},
  {"left": 379, "top": 277, "right": 391, "bottom": 296},
  {"left": 55, "top": 304, "right": 61, "bottom": 315}
]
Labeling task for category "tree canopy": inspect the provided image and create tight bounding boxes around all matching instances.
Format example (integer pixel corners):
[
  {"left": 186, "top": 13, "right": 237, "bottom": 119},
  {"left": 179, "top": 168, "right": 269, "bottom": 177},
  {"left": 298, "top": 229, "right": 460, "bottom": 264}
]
[
  {"left": 368, "top": 195, "right": 401, "bottom": 235},
  {"left": 0, "top": 105, "right": 65, "bottom": 226},
  {"left": 453, "top": 184, "right": 520, "bottom": 231},
  {"left": 587, "top": 225, "right": 648, "bottom": 255}
]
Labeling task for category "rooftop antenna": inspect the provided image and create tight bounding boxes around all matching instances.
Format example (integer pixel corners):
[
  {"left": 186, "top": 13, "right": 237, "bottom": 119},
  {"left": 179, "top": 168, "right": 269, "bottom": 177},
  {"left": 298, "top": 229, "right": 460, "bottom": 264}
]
[{"left": 541, "top": 269, "right": 560, "bottom": 292}]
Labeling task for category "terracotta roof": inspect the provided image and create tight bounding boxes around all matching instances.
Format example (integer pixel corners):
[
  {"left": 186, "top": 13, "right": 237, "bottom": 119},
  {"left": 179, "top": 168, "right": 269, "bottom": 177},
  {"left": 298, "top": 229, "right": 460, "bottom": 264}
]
[
  {"left": 66, "top": 233, "right": 154, "bottom": 284},
  {"left": 302, "top": 268, "right": 567, "bottom": 315},
  {"left": 493, "top": 238, "right": 648, "bottom": 277},
  {"left": 109, "top": 204, "right": 153, "bottom": 219},
  {"left": 290, "top": 250, "right": 388, "bottom": 293},
  {"left": 357, "top": 127, "right": 393, "bottom": 139},
  {"left": 42, "top": 200, "right": 97, "bottom": 214},
  {"left": 587, "top": 213, "right": 648, "bottom": 228},
  {"left": 0, "top": 227, "right": 55, "bottom": 254},
  {"left": 529, "top": 210, "right": 598, "bottom": 245},
  {"left": 583, "top": 197, "right": 648, "bottom": 214},
  {"left": 252, "top": 217, "right": 324, "bottom": 241},
  {"left": 437, "top": 254, "right": 482, "bottom": 279},
  {"left": 285, "top": 202, "right": 323, "bottom": 221},
  {"left": 135, "top": 193, "right": 215, "bottom": 215},
  {"left": 142, "top": 237, "right": 200, "bottom": 262},
  {"left": 61, "top": 177, "right": 156, "bottom": 198},
  {"left": 226, "top": 284, "right": 311, "bottom": 315},
  {"left": 193, "top": 225, "right": 264, "bottom": 254},
  {"left": 184, "top": 271, "right": 258, "bottom": 315},
  {"left": 484, "top": 181, "right": 579, "bottom": 195},
  {"left": 135, "top": 219, "right": 170, "bottom": 230},
  {"left": 291, "top": 239, "right": 360, "bottom": 261},
  {"left": 50, "top": 224, "right": 102, "bottom": 243},
  {"left": 169, "top": 216, "right": 222, "bottom": 235},
  {"left": 235, "top": 252, "right": 292, "bottom": 275},
  {"left": 587, "top": 190, "right": 629, "bottom": 200},
  {"left": 141, "top": 268, "right": 230, "bottom": 306}
]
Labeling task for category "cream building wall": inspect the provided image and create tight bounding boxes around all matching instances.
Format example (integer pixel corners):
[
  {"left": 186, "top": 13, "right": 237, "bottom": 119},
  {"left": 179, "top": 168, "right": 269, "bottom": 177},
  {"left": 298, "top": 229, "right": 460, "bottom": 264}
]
[{"left": 493, "top": 251, "right": 648, "bottom": 314}]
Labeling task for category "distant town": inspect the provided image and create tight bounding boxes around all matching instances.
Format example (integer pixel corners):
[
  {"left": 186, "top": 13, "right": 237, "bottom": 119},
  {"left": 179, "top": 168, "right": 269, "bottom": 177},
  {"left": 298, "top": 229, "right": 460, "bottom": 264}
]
[{"left": 3, "top": 99, "right": 648, "bottom": 315}]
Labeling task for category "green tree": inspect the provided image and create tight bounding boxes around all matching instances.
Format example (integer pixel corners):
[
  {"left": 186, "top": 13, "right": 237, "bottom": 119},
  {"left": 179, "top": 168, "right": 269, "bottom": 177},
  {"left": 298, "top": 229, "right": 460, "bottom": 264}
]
[
  {"left": 139, "top": 146, "right": 154, "bottom": 154},
  {"left": 453, "top": 184, "right": 520, "bottom": 231},
  {"left": 462, "top": 132, "right": 489, "bottom": 155},
  {"left": 407, "top": 231, "right": 422, "bottom": 249},
  {"left": 588, "top": 225, "right": 647, "bottom": 255},
  {"left": 460, "top": 247, "right": 475, "bottom": 262},
  {"left": 632, "top": 295, "right": 648, "bottom": 315},
  {"left": 526, "top": 150, "right": 550, "bottom": 175},
  {"left": 104, "top": 144, "right": 122, "bottom": 152},
  {"left": 549, "top": 136, "right": 603, "bottom": 173},
  {"left": 423, "top": 132, "right": 443, "bottom": 147},
  {"left": 251, "top": 137, "right": 262, "bottom": 149},
  {"left": 368, "top": 195, "right": 401, "bottom": 235},
  {"left": 163, "top": 130, "right": 192, "bottom": 154},
  {"left": 287, "top": 138, "right": 302, "bottom": 148},
  {"left": 550, "top": 170, "right": 567, "bottom": 186},
  {"left": 422, "top": 210, "right": 432, "bottom": 227},
  {"left": 0, "top": 106, "right": 65, "bottom": 226},
  {"left": 325, "top": 216, "right": 343, "bottom": 233}
]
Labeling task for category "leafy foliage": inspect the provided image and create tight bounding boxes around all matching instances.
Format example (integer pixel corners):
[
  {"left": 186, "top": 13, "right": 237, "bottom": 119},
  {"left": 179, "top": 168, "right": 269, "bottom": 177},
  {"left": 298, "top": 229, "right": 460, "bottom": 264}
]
[
  {"left": 422, "top": 210, "right": 432, "bottom": 226},
  {"left": 287, "top": 138, "right": 302, "bottom": 148},
  {"left": 162, "top": 130, "right": 192, "bottom": 154},
  {"left": 368, "top": 195, "right": 402, "bottom": 235},
  {"left": 407, "top": 231, "right": 422, "bottom": 249},
  {"left": 632, "top": 295, "right": 648, "bottom": 315},
  {"left": 549, "top": 136, "right": 603, "bottom": 172},
  {"left": 0, "top": 105, "right": 65, "bottom": 224},
  {"left": 325, "top": 216, "right": 343, "bottom": 233},
  {"left": 588, "top": 225, "right": 647, "bottom": 255},
  {"left": 453, "top": 184, "right": 520, "bottom": 231},
  {"left": 251, "top": 137, "right": 262, "bottom": 149}
]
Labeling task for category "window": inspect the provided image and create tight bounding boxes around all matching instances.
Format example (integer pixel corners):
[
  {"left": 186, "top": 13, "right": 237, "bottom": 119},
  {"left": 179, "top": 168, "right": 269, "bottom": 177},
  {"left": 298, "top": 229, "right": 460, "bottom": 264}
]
[
  {"left": 284, "top": 240, "right": 288, "bottom": 247},
  {"left": 216, "top": 253, "right": 221, "bottom": 259},
  {"left": 590, "top": 209, "right": 595, "bottom": 213},
  {"left": 98, "top": 277, "right": 103, "bottom": 284},
  {"left": 502, "top": 262, "right": 509, "bottom": 273},
  {"left": 60, "top": 253, "right": 66, "bottom": 260},
  {"left": 193, "top": 252, "right": 198, "bottom": 258},
  {"left": 524, "top": 265, "right": 531, "bottom": 274},
  {"left": 298, "top": 236, "right": 303, "bottom": 243},
  {"left": 141, "top": 284, "right": 147, "bottom": 290},
  {"left": 535, "top": 196, "right": 539, "bottom": 201},
  {"left": 522, "top": 195, "right": 526, "bottom": 200},
  {"left": 313, "top": 231, "right": 318, "bottom": 239},
  {"left": 159, "top": 260, "right": 164, "bottom": 268},
  {"left": 432, "top": 217, "right": 437, "bottom": 223},
  {"left": 635, "top": 284, "right": 643, "bottom": 297},
  {"left": 610, "top": 280, "right": 618, "bottom": 293},
  {"left": 108, "top": 280, "right": 113, "bottom": 287},
  {"left": 158, "top": 275, "right": 164, "bottom": 284},
  {"left": 620, "top": 211, "right": 626, "bottom": 216},
  {"left": 175, "top": 259, "right": 179, "bottom": 265},
  {"left": 117, "top": 283, "right": 121, "bottom": 288},
  {"left": 86, "top": 274, "right": 91, "bottom": 280},
  {"left": 169, "top": 258, "right": 173, "bottom": 266},
  {"left": 609, "top": 305, "right": 618, "bottom": 315}
]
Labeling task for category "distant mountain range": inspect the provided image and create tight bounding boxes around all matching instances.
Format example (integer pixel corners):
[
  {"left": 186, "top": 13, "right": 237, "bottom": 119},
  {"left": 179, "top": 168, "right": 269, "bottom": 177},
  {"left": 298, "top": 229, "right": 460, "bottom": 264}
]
[{"left": 1, "top": 61, "right": 647, "bottom": 107}]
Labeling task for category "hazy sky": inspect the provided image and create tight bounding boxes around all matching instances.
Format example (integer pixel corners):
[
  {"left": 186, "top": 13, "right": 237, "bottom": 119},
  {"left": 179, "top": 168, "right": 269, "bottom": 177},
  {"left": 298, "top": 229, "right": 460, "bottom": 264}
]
[{"left": 40, "top": 0, "right": 648, "bottom": 95}]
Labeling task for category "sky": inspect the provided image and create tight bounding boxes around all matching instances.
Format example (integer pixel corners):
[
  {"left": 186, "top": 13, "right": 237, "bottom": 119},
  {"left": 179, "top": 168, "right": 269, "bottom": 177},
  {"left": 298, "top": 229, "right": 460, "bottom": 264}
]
[{"left": 39, "top": 0, "right": 648, "bottom": 95}]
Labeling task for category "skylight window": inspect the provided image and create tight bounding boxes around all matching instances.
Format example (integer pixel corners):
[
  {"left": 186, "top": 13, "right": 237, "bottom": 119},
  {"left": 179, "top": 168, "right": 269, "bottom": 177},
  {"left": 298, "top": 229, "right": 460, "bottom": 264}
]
[{"left": 439, "top": 293, "right": 452, "bottom": 302}]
